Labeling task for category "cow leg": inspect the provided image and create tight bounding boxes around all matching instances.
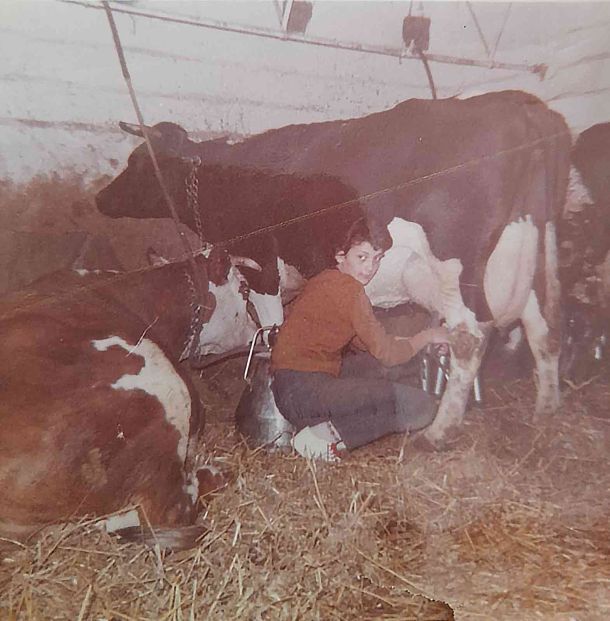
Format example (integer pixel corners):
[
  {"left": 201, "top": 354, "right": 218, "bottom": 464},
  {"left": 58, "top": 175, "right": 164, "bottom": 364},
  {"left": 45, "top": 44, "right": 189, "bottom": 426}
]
[
  {"left": 423, "top": 322, "right": 493, "bottom": 446},
  {"left": 522, "top": 222, "right": 562, "bottom": 415},
  {"left": 520, "top": 291, "right": 561, "bottom": 415}
]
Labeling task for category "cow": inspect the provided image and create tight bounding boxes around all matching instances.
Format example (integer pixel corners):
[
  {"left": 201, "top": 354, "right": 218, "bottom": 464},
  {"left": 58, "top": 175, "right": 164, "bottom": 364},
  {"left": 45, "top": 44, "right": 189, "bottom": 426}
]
[
  {"left": 95, "top": 90, "right": 571, "bottom": 446},
  {"left": 557, "top": 123, "right": 610, "bottom": 381},
  {"left": 570, "top": 123, "right": 610, "bottom": 267},
  {"left": 0, "top": 249, "right": 253, "bottom": 547},
  {"left": 97, "top": 160, "right": 364, "bottom": 329}
]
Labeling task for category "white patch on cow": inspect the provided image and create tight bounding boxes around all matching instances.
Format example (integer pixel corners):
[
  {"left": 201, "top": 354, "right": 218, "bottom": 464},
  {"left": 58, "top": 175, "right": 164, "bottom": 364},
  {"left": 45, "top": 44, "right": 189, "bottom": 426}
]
[
  {"left": 365, "top": 217, "right": 477, "bottom": 332},
  {"left": 92, "top": 336, "right": 191, "bottom": 462},
  {"left": 278, "top": 258, "right": 306, "bottom": 293},
  {"left": 74, "top": 268, "right": 120, "bottom": 276},
  {"left": 483, "top": 216, "right": 539, "bottom": 327},
  {"left": 505, "top": 326, "right": 524, "bottom": 352},
  {"left": 249, "top": 290, "right": 284, "bottom": 330},
  {"left": 564, "top": 166, "right": 594, "bottom": 216},
  {"left": 598, "top": 250, "right": 610, "bottom": 310},
  {"left": 196, "top": 267, "right": 257, "bottom": 355},
  {"left": 185, "top": 473, "right": 199, "bottom": 505},
  {"left": 544, "top": 223, "right": 561, "bottom": 312},
  {"left": 100, "top": 508, "right": 141, "bottom": 533},
  {"left": 248, "top": 257, "right": 286, "bottom": 331}
]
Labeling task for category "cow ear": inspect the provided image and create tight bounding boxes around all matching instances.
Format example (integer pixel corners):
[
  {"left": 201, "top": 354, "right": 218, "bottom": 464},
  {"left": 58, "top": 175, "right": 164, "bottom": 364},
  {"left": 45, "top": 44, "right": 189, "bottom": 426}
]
[
  {"left": 119, "top": 121, "right": 143, "bottom": 136},
  {"left": 119, "top": 121, "right": 164, "bottom": 141}
]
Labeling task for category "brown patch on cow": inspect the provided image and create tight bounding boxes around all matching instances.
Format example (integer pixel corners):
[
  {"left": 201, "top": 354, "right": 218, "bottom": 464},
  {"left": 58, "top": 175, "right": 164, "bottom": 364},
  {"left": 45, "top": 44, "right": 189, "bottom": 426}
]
[
  {"left": 196, "top": 465, "right": 228, "bottom": 499},
  {"left": 80, "top": 448, "right": 108, "bottom": 489}
]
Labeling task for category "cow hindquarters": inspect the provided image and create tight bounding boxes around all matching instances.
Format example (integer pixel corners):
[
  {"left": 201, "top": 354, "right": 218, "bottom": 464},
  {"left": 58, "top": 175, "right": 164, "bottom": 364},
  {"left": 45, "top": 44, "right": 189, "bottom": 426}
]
[
  {"left": 424, "top": 322, "right": 493, "bottom": 445},
  {"left": 521, "top": 223, "right": 561, "bottom": 415}
]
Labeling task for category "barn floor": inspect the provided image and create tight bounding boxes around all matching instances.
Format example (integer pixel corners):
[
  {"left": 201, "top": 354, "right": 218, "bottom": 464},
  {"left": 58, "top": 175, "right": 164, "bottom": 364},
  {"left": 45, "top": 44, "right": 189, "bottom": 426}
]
[
  {"left": 4, "top": 356, "right": 607, "bottom": 620},
  {"left": 193, "top": 358, "right": 610, "bottom": 621}
]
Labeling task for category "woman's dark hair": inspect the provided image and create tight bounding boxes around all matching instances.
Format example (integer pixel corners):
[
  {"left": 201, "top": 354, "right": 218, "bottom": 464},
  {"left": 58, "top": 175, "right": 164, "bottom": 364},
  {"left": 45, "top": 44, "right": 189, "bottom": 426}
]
[{"left": 335, "top": 217, "right": 378, "bottom": 255}]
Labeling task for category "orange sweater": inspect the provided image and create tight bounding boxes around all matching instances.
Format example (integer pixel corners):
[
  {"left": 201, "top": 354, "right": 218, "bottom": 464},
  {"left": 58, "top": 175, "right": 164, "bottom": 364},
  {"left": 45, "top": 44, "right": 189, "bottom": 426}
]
[{"left": 271, "top": 269, "right": 419, "bottom": 376}]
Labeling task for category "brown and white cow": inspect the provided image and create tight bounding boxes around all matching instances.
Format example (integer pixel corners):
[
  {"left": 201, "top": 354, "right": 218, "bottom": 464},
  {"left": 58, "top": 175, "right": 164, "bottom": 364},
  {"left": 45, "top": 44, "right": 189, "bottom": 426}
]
[
  {"left": 95, "top": 90, "right": 571, "bottom": 446},
  {"left": 0, "top": 249, "right": 252, "bottom": 546}
]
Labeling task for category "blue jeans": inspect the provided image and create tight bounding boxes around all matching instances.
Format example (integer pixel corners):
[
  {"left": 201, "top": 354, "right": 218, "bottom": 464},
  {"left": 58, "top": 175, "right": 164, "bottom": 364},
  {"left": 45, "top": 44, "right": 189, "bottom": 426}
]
[{"left": 272, "top": 352, "right": 437, "bottom": 449}]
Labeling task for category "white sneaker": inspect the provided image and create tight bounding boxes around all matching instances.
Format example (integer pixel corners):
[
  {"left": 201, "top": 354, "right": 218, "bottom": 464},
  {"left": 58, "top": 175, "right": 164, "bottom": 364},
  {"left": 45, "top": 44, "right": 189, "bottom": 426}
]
[{"left": 291, "top": 424, "right": 346, "bottom": 463}]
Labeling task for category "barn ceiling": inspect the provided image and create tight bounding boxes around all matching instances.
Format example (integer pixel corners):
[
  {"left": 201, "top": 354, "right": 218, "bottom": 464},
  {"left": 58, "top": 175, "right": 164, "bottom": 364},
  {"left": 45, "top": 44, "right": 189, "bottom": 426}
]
[{"left": 1, "top": 0, "right": 609, "bottom": 181}]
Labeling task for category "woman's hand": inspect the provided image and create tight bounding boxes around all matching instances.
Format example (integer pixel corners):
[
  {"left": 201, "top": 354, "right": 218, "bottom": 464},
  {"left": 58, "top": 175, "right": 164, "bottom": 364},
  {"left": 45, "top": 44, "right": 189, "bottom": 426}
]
[
  {"left": 407, "top": 326, "right": 451, "bottom": 354},
  {"left": 425, "top": 326, "right": 451, "bottom": 345},
  {"left": 425, "top": 327, "right": 450, "bottom": 355}
]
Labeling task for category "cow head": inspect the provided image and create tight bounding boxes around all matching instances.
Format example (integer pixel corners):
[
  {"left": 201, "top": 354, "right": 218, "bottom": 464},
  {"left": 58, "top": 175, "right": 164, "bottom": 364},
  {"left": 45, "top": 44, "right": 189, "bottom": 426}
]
[
  {"left": 191, "top": 249, "right": 265, "bottom": 356},
  {"left": 198, "top": 263, "right": 258, "bottom": 356},
  {"left": 96, "top": 122, "right": 201, "bottom": 227}
]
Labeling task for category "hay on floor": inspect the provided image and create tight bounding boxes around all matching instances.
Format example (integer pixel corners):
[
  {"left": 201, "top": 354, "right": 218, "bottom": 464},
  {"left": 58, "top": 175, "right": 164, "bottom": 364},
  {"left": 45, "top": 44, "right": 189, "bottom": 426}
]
[{"left": 2, "top": 360, "right": 608, "bottom": 620}]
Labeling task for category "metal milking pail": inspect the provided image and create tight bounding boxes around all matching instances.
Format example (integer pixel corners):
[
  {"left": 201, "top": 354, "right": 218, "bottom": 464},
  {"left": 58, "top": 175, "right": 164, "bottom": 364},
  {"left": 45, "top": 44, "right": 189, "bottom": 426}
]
[{"left": 235, "top": 326, "right": 295, "bottom": 450}]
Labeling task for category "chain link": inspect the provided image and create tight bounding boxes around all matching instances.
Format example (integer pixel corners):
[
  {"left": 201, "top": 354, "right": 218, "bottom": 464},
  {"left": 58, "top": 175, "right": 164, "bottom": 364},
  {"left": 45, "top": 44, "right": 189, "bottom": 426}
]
[
  {"left": 181, "top": 157, "right": 205, "bottom": 361},
  {"left": 180, "top": 268, "right": 203, "bottom": 360},
  {"left": 185, "top": 157, "right": 204, "bottom": 245}
]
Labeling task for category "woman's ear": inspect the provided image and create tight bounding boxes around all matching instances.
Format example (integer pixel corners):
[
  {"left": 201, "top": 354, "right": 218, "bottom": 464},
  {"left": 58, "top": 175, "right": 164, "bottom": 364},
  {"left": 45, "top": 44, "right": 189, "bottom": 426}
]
[{"left": 335, "top": 250, "right": 346, "bottom": 265}]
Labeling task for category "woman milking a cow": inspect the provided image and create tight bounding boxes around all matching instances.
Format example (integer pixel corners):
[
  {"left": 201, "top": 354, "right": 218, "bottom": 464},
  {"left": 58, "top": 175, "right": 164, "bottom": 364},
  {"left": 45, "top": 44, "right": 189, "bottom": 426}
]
[{"left": 270, "top": 218, "right": 450, "bottom": 461}]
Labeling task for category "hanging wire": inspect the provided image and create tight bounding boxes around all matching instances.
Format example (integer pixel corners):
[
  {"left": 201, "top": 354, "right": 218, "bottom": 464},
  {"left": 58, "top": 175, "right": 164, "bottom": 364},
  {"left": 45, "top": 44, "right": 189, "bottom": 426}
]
[
  {"left": 466, "top": 1, "right": 492, "bottom": 59},
  {"left": 492, "top": 2, "right": 513, "bottom": 60},
  {"left": 101, "top": 1, "right": 214, "bottom": 345}
]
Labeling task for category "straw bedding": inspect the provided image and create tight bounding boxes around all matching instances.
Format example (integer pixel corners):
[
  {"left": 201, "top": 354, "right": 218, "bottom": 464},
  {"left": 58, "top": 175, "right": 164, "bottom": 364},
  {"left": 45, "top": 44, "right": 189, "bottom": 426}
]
[{"left": 2, "top": 358, "right": 608, "bottom": 620}]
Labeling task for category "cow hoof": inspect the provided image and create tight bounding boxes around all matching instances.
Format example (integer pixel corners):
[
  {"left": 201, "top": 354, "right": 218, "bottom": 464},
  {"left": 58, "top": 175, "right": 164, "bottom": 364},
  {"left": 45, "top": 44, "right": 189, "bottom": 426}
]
[{"left": 411, "top": 433, "right": 448, "bottom": 453}]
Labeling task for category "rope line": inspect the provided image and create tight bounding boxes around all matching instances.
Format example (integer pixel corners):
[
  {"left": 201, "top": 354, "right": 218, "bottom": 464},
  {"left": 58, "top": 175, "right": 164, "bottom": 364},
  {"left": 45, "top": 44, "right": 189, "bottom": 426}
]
[
  {"left": 102, "top": 1, "right": 213, "bottom": 364},
  {"left": 210, "top": 127, "right": 570, "bottom": 249},
  {"left": 0, "top": 126, "right": 569, "bottom": 321}
]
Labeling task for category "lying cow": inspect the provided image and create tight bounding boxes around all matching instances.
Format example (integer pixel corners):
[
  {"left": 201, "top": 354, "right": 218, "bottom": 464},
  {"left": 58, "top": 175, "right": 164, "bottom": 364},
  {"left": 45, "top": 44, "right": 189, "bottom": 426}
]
[
  {"left": 0, "top": 249, "right": 253, "bottom": 546},
  {"left": 95, "top": 90, "right": 571, "bottom": 446}
]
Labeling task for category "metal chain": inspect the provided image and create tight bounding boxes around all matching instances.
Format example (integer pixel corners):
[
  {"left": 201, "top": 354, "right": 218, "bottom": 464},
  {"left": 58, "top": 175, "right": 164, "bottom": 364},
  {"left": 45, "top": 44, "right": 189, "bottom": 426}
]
[
  {"left": 182, "top": 157, "right": 207, "bottom": 362},
  {"left": 185, "top": 157, "right": 204, "bottom": 245},
  {"left": 180, "top": 268, "right": 203, "bottom": 361}
]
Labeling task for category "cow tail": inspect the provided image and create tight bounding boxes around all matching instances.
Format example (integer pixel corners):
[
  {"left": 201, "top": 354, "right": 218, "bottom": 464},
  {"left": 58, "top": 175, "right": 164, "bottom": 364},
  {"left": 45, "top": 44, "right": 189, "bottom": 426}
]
[
  {"left": 541, "top": 112, "right": 571, "bottom": 345},
  {"left": 113, "top": 524, "right": 207, "bottom": 551}
]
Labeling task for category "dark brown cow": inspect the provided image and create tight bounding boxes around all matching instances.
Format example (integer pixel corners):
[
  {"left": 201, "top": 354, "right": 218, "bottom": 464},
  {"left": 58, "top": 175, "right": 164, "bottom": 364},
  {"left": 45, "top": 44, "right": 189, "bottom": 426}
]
[
  {"left": 0, "top": 251, "right": 242, "bottom": 546},
  {"left": 558, "top": 122, "right": 610, "bottom": 379},
  {"left": 96, "top": 90, "right": 571, "bottom": 445},
  {"left": 571, "top": 123, "right": 610, "bottom": 266}
]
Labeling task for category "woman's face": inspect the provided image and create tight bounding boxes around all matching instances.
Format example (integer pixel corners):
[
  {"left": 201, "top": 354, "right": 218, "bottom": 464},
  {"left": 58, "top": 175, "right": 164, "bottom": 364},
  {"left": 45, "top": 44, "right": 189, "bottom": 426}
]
[{"left": 336, "top": 241, "right": 384, "bottom": 285}]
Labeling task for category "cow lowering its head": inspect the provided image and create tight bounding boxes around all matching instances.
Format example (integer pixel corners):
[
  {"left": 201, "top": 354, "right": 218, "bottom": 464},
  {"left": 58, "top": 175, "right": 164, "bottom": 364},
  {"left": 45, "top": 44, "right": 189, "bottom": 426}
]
[
  {"left": 0, "top": 249, "right": 254, "bottom": 545},
  {"left": 96, "top": 91, "right": 571, "bottom": 447}
]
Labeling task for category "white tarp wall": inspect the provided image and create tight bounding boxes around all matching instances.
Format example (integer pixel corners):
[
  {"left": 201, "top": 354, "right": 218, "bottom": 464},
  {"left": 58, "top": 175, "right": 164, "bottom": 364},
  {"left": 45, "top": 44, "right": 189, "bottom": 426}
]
[{"left": 1, "top": 0, "right": 609, "bottom": 182}]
